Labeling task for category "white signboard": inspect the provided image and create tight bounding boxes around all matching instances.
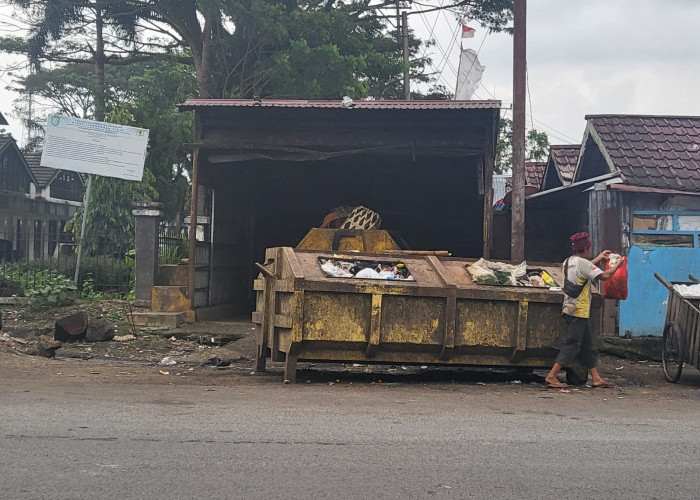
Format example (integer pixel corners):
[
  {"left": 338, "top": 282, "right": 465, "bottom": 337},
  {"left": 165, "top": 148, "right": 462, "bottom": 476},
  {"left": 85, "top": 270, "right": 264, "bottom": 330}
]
[{"left": 41, "top": 115, "right": 149, "bottom": 181}]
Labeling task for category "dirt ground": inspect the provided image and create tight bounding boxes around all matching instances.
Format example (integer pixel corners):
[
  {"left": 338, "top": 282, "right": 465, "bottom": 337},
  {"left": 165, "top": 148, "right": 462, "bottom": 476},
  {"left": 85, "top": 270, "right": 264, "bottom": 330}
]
[{"left": 2, "top": 299, "right": 700, "bottom": 397}]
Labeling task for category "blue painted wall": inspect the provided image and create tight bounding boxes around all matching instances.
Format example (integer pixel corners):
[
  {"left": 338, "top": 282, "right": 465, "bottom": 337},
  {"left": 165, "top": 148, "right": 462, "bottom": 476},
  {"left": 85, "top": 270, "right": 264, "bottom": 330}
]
[{"left": 619, "top": 246, "right": 700, "bottom": 336}]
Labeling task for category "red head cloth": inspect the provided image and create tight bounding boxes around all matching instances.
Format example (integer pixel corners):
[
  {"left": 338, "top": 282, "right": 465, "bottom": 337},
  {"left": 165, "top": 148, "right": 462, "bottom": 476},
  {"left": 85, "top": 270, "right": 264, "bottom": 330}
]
[{"left": 570, "top": 232, "right": 591, "bottom": 253}]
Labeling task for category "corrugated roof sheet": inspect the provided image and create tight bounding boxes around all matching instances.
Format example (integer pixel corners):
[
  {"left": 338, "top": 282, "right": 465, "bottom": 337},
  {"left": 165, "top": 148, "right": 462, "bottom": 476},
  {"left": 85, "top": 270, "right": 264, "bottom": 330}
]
[
  {"left": 179, "top": 98, "right": 501, "bottom": 111},
  {"left": 24, "top": 153, "right": 56, "bottom": 188},
  {"left": 525, "top": 161, "right": 547, "bottom": 189},
  {"left": 549, "top": 144, "right": 580, "bottom": 184},
  {"left": 586, "top": 114, "right": 700, "bottom": 192},
  {"left": 493, "top": 174, "right": 511, "bottom": 201}
]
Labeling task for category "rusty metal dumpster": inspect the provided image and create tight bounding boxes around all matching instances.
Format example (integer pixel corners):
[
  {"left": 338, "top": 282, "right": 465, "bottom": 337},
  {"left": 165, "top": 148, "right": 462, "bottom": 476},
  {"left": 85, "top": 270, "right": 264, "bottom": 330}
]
[{"left": 253, "top": 247, "right": 599, "bottom": 383}]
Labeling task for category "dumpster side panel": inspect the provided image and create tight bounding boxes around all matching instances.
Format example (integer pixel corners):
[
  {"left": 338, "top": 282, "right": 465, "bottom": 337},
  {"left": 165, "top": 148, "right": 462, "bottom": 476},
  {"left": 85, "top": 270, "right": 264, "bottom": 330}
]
[
  {"left": 526, "top": 303, "right": 565, "bottom": 348},
  {"left": 380, "top": 296, "right": 445, "bottom": 345},
  {"left": 302, "top": 292, "right": 371, "bottom": 342},
  {"left": 455, "top": 299, "right": 519, "bottom": 347}
]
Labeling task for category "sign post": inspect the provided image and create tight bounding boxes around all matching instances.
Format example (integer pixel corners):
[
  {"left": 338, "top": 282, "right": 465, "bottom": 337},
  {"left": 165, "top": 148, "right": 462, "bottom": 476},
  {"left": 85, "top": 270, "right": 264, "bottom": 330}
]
[{"left": 40, "top": 115, "right": 149, "bottom": 284}]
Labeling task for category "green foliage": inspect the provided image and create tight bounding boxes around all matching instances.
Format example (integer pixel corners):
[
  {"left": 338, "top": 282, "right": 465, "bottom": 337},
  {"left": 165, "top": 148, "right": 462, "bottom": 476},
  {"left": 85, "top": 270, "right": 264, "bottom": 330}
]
[
  {"left": 80, "top": 274, "right": 104, "bottom": 300},
  {"left": 25, "top": 271, "right": 78, "bottom": 308},
  {"left": 495, "top": 117, "right": 550, "bottom": 174},
  {"left": 0, "top": 264, "right": 77, "bottom": 307}
]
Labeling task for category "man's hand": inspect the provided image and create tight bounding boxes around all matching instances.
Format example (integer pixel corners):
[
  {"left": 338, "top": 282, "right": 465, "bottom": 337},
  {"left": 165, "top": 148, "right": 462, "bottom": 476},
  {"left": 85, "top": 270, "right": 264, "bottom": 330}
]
[{"left": 593, "top": 250, "right": 612, "bottom": 265}]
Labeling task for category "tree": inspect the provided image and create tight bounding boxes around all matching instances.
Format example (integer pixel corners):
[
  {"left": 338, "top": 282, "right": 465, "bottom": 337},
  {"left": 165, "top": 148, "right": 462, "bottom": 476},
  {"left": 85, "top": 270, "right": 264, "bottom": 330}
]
[
  {"left": 495, "top": 117, "right": 550, "bottom": 174},
  {"left": 7, "top": 0, "right": 142, "bottom": 121}
]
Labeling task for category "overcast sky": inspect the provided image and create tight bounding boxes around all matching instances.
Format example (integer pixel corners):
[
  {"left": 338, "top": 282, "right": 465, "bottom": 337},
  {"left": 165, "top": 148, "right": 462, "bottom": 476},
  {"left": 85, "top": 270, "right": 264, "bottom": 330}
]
[
  {"left": 414, "top": 0, "right": 700, "bottom": 144},
  {"left": 2, "top": 1, "right": 700, "bottom": 147}
]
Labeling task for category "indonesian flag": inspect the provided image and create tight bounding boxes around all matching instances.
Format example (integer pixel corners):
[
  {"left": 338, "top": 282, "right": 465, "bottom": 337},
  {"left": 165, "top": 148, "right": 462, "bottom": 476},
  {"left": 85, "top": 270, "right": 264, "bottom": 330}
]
[{"left": 461, "top": 24, "right": 476, "bottom": 38}]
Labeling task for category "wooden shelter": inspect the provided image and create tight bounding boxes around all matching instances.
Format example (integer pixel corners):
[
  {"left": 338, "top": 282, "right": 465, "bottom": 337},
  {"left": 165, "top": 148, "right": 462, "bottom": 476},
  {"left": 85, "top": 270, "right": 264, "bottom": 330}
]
[{"left": 178, "top": 99, "right": 501, "bottom": 315}]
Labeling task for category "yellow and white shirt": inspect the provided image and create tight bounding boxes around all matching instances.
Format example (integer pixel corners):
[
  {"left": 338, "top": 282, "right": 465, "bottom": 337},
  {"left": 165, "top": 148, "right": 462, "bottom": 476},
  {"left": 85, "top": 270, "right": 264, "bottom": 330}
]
[{"left": 562, "top": 256, "right": 603, "bottom": 319}]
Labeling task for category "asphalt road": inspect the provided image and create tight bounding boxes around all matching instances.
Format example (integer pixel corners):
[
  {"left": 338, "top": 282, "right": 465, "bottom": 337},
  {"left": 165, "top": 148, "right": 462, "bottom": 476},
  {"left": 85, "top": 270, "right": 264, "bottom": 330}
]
[{"left": 2, "top": 371, "right": 699, "bottom": 500}]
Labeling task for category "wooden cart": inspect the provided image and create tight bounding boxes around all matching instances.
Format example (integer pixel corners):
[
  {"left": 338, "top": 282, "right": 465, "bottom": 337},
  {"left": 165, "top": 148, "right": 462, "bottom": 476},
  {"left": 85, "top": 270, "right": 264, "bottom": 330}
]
[{"left": 654, "top": 273, "right": 700, "bottom": 383}]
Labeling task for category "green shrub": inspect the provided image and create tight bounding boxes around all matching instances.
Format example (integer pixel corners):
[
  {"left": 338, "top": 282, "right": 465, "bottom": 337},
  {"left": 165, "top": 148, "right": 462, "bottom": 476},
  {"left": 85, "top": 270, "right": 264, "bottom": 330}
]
[{"left": 25, "top": 271, "right": 77, "bottom": 308}]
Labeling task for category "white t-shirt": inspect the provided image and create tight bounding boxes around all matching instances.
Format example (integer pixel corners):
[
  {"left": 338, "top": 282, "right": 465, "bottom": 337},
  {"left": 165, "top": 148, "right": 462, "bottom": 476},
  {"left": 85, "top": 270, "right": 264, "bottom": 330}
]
[{"left": 562, "top": 255, "right": 603, "bottom": 318}]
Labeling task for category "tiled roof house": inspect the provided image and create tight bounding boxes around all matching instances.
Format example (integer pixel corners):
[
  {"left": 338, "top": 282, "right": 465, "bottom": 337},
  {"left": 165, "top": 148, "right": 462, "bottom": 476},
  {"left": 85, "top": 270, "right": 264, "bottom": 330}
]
[
  {"left": 575, "top": 115, "right": 700, "bottom": 193},
  {"left": 541, "top": 144, "right": 580, "bottom": 190}
]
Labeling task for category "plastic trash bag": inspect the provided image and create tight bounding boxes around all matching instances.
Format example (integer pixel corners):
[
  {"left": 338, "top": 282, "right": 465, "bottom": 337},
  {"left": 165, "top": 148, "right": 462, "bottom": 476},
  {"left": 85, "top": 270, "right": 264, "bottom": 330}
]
[
  {"left": 603, "top": 254, "right": 628, "bottom": 300},
  {"left": 467, "top": 258, "right": 527, "bottom": 286}
]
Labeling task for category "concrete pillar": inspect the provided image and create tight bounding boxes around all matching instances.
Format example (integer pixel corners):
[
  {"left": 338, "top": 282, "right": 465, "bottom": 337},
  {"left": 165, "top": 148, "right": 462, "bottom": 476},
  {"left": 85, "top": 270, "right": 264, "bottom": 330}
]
[{"left": 132, "top": 202, "right": 164, "bottom": 306}]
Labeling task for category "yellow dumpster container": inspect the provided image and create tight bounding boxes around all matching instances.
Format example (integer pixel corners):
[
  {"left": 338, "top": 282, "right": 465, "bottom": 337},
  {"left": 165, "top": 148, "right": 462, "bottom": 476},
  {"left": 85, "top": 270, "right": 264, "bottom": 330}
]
[{"left": 252, "top": 247, "right": 600, "bottom": 383}]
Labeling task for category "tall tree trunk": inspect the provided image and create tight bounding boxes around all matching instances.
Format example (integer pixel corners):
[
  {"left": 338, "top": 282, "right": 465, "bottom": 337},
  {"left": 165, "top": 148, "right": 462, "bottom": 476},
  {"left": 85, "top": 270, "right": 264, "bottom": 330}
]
[{"left": 94, "top": 1, "right": 106, "bottom": 121}]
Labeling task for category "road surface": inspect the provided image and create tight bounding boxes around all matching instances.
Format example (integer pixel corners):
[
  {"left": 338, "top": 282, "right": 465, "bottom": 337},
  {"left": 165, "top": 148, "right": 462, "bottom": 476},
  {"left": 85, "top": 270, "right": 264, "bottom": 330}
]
[{"left": 2, "top": 357, "right": 699, "bottom": 500}]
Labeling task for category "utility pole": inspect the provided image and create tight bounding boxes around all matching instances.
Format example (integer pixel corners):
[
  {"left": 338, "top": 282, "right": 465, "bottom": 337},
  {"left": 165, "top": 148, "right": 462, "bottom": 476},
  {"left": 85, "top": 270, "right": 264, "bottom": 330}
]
[
  {"left": 510, "top": 0, "right": 526, "bottom": 261},
  {"left": 402, "top": 10, "right": 410, "bottom": 100}
]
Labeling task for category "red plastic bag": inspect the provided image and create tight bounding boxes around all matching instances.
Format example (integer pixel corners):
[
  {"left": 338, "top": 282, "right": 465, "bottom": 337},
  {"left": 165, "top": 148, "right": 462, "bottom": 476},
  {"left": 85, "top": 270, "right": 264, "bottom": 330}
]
[{"left": 603, "top": 257, "right": 628, "bottom": 300}]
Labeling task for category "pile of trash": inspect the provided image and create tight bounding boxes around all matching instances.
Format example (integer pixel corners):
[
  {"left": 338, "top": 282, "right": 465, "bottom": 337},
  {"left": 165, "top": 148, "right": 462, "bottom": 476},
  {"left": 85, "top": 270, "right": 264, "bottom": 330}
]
[
  {"left": 673, "top": 283, "right": 700, "bottom": 298},
  {"left": 319, "top": 257, "right": 414, "bottom": 281},
  {"left": 466, "top": 258, "right": 559, "bottom": 288}
]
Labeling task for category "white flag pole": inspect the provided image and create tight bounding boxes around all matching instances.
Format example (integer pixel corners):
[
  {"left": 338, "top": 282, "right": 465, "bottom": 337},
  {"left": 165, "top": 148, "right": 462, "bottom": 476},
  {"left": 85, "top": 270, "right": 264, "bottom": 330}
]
[{"left": 74, "top": 173, "right": 94, "bottom": 284}]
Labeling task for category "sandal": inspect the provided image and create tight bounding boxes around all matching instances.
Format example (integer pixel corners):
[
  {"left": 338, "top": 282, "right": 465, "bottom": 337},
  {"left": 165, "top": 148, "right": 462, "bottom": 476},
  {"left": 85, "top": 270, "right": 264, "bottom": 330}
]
[{"left": 592, "top": 380, "right": 615, "bottom": 388}]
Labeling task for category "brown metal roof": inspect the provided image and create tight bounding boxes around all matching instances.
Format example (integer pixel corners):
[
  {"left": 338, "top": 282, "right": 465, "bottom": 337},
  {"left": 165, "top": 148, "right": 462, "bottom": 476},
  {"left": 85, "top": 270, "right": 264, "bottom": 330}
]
[
  {"left": 548, "top": 144, "right": 580, "bottom": 184},
  {"left": 525, "top": 161, "right": 547, "bottom": 189},
  {"left": 24, "top": 153, "right": 58, "bottom": 188},
  {"left": 179, "top": 98, "right": 501, "bottom": 111},
  {"left": 585, "top": 114, "right": 700, "bottom": 192}
]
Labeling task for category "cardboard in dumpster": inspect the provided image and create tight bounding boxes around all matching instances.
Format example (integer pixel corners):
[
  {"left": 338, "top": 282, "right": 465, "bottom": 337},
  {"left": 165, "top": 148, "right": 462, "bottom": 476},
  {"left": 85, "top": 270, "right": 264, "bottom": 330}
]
[{"left": 318, "top": 257, "right": 414, "bottom": 281}]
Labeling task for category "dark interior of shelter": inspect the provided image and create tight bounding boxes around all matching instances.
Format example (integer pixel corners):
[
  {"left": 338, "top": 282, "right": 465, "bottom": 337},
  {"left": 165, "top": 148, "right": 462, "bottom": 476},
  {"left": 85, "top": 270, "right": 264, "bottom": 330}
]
[
  {"left": 184, "top": 104, "right": 499, "bottom": 314},
  {"left": 198, "top": 154, "right": 486, "bottom": 313}
]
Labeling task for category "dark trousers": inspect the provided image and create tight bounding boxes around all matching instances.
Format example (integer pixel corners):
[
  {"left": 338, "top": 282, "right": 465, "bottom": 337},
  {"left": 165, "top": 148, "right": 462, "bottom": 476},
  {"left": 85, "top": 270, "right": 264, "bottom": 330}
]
[{"left": 555, "top": 314, "right": 598, "bottom": 369}]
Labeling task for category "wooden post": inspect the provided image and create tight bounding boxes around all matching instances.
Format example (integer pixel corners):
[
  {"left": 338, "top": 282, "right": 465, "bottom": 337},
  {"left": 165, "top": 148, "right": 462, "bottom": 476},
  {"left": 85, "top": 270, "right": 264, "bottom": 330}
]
[
  {"left": 189, "top": 114, "right": 201, "bottom": 307},
  {"left": 511, "top": 0, "right": 527, "bottom": 261}
]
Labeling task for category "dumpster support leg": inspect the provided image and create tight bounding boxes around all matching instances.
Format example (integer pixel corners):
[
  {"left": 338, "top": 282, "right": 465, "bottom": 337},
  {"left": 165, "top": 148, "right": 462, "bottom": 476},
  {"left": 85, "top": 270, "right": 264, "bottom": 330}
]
[{"left": 284, "top": 348, "right": 298, "bottom": 383}]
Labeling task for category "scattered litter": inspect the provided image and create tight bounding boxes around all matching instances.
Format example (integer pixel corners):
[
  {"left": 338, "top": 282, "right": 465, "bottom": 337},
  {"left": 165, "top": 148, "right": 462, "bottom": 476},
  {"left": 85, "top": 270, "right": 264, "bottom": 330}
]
[
  {"left": 420, "top": 365, "right": 428, "bottom": 369},
  {"left": 283, "top": 379, "right": 291, "bottom": 385},
  {"left": 159, "top": 356, "right": 177, "bottom": 365},
  {"left": 352, "top": 364, "right": 361, "bottom": 367},
  {"left": 169, "top": 336, "right": 177, "bottom": 341},
  {"left": 159, "top": 370, "right": 169, "bottom": 375},
  {"left": 201, "top": 357, "right": 231, "bottom": 368},
  {"left": 512, "top": 380, "right": 522, "bottom": 384},
  {"left": 637, "top": 360, "right": 648, "bottom": 363},
  {"left": 440, "top": 486, "right": 452, "bottom": 490},
  {"left": 615, "top": 366, "right": 624, "bottom": 370},
  {"left": 559, "top": 389, "right": 571, "bottom": 393},
  {"left": 328, "top": 382, "right": 334, "bottom": 386},
  {"left": 188, "top": 368, "right": 194, "bottom": 371},
  {"left": 114, "top": 334, "right": 135, "bottom": 342},
  {"left": 476, "top": 381, "right": 487, "bottom": 386},
  {"left": 56, "top": 372, "right": 62, "bottom": 376}
]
